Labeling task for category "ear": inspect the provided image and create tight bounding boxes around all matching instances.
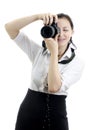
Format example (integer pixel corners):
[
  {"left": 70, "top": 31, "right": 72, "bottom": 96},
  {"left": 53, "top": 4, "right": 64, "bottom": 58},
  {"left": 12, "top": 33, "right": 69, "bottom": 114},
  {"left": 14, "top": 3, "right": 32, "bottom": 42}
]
[{"left": 72, "top": 30, "right": 74, "bottom": 35}]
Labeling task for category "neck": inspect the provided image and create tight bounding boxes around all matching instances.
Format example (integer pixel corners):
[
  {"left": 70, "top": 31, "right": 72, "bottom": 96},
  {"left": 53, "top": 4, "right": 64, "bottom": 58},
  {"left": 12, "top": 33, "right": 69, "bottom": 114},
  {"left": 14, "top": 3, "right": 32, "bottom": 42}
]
[
  {"left": 58, "top": 46, "right": 67, "bottom": 60},
  {"left": 58, "top": 45, "right": 67, "bottom": 56}
]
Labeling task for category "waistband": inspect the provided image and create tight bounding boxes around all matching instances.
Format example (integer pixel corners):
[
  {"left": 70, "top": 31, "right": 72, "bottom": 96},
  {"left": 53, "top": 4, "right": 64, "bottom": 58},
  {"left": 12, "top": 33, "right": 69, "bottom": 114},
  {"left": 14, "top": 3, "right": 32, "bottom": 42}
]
[{"left": 28, "top": 88, "right": 67, "bottom": 99}]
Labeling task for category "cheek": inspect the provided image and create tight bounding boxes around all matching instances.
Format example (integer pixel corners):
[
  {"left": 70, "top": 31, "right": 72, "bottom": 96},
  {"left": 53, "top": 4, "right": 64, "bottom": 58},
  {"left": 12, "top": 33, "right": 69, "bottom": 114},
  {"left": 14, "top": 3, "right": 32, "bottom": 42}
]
[
  {"left": 65, "top": 34, "right": 71, "bottom": 40},
  {"left": 66, "top": 32, "right": 72, "bottom": 38},
  {"left": 64, "top": 33, "right": 72, "bottom": 43}
]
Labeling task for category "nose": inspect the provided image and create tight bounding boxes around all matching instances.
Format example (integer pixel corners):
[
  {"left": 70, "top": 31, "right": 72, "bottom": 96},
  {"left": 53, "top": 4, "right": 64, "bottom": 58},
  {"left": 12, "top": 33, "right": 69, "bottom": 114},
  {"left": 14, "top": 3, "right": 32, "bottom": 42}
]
[{"left": 58, "top": 29, "right": 63, "bottom": 36}]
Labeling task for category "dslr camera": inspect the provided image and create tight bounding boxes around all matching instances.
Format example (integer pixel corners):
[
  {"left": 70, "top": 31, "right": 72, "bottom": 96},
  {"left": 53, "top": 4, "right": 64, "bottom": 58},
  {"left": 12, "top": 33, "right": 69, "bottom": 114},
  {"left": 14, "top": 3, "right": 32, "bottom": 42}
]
[{"left": 40, "top": 22, "right": 60, "bottom": 38}]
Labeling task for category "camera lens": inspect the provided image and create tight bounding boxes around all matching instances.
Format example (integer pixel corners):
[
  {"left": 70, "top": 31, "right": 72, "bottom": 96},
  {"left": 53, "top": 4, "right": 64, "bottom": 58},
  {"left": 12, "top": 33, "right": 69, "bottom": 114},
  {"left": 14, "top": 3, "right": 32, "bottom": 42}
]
[{"left": 41, "top": 25, "right": 55, "bottom": 38}]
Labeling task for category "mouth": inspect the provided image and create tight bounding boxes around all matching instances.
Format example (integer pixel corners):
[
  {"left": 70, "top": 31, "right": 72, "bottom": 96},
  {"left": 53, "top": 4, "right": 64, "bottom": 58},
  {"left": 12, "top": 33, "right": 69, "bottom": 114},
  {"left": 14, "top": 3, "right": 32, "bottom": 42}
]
[{"left": 58, "top": 38, "right": 66, "bottom": 42}]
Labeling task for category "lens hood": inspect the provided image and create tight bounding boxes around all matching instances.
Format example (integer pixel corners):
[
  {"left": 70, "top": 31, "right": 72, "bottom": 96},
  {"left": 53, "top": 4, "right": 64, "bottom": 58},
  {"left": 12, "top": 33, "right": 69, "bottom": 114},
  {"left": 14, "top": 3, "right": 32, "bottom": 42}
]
[{"left": 41, "top": 25, "right": 55, "bottom": 38}]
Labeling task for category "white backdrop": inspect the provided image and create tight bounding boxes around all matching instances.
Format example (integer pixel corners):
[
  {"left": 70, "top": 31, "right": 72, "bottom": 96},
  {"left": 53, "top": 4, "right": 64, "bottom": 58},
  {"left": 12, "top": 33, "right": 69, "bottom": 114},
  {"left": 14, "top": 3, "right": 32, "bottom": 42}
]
[{"left": 0, "top": 0, "right": 99, "bottom": 130}]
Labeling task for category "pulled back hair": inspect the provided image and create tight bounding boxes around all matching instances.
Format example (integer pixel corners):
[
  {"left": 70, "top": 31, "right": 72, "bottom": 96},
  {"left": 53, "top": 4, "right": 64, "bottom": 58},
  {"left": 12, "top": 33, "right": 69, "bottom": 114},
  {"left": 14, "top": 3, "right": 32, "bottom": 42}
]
[
  {"left": 57, "top": 13, "right": 76, "bottom": 49},
  {"left": 57, "top": 13, "right": 74, "bottom": 30},
  {"left": 42, "top": 13, "right": 76, "bottom": 51}
]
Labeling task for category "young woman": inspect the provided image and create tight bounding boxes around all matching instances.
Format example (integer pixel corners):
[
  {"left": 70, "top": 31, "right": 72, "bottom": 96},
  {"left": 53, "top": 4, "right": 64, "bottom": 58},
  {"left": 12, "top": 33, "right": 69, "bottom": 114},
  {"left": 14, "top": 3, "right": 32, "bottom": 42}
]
[{"left": 5, "top": 13, "right": 84, "bottom": 130}]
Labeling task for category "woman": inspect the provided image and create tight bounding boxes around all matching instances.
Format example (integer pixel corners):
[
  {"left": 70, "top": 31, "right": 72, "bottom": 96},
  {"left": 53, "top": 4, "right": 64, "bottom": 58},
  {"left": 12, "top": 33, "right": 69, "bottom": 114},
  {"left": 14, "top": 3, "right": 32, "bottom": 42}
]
[{"left": 5, "top": 13, "right": 84, "bottom": 130}]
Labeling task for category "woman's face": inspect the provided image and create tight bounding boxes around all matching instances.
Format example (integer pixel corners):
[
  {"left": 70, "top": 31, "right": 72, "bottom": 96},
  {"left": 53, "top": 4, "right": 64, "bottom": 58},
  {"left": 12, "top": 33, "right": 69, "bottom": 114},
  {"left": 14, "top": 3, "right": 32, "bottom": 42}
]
[{"left": 57, "top": 18, "right": 74, "bottom": 48}]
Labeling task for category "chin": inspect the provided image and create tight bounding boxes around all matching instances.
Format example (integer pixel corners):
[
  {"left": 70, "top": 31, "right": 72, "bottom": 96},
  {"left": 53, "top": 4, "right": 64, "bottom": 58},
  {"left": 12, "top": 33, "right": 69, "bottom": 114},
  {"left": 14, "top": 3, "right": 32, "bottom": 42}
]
[
  {"left": 58, "top": 43, "right": 65, "bottom": 47},
  {"left": 58, "top": 41, "right": 68, "bottom": 48}
]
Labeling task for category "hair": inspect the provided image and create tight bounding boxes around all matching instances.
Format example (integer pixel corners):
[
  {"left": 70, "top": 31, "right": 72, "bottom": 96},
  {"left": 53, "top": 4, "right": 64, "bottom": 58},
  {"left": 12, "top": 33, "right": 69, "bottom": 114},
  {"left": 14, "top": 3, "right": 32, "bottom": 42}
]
[
  {"left": 57, "top": 13, "right": 74, "bottom": 30},
  {"left": 42, "top": 13, "right": 76, "bottom": 51},
  {"left": 57, "top": 13, "right": 76, "bottom": 49}
]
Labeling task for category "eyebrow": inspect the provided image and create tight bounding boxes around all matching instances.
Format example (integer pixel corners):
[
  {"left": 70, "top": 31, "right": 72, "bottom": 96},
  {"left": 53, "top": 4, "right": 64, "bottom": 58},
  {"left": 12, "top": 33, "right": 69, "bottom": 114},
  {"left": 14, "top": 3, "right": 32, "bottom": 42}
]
[{"left": 63, "top": 27, "right": 70, "bottom": 29}]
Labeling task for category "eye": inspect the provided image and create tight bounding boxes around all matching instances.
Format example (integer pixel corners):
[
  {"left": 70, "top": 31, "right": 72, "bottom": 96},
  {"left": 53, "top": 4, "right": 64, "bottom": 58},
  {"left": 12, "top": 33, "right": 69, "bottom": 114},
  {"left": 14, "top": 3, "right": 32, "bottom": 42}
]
[
  {"left": 64, "top": 29, "right": 69, "bottom": 32},
  {"left": 63, "top": 27, "right": 69, "bottom": 31}
]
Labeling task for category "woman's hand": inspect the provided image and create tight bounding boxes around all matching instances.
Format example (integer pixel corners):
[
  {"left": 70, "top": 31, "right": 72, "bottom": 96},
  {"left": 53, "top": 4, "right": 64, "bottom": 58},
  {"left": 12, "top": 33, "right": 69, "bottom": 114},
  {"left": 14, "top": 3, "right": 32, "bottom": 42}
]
[
  {"left": 44, "top": 34, "right": 59, "bottom": 55},
  {"left": 38, "top": 13, "right": 58, "bottom": 25}
]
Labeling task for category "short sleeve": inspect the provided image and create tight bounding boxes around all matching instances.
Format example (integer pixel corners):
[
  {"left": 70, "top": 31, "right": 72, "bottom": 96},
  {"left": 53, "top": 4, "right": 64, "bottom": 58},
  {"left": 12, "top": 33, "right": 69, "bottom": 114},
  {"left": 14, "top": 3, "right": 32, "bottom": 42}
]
[
  {"left": 13, "top": 32, "right": 41, "bottom": 62},
  {"left": 58, "top": 56, "right": 84, "bottom": 93}
]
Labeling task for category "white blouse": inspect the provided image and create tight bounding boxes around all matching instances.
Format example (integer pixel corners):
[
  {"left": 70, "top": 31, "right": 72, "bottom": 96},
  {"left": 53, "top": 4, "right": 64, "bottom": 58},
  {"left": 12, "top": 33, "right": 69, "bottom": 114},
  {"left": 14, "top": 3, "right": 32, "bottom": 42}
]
[{"left": 14, "top": 32, "right": 84, "bottom": 96}]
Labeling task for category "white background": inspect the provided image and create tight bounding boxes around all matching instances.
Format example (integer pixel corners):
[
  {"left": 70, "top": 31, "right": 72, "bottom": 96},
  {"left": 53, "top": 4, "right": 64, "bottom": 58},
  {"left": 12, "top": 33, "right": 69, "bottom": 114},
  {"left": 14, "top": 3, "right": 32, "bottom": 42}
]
[{"left": 0, "top": 0, "right": 99, "bottom": 130}]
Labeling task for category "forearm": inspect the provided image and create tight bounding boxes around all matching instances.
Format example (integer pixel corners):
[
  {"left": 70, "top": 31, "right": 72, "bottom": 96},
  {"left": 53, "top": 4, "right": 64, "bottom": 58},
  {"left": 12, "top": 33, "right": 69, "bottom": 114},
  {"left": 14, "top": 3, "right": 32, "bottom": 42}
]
[
  {"left": 48, "top": 53, "right": 62, "bottom": 93},
  {"left": 5, "top": 14, "right": 40, "bottom": 39}
]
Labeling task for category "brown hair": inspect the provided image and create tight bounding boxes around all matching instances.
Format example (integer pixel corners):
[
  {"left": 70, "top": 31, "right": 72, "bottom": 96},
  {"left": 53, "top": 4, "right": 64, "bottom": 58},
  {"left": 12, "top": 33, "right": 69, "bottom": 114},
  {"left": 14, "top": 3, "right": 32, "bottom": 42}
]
[
  {"left": 57, "top": 13, "right": 77, "bottom": 49},
  {"left": 57, "top": 13, "right": 74, "bottom": 30}
]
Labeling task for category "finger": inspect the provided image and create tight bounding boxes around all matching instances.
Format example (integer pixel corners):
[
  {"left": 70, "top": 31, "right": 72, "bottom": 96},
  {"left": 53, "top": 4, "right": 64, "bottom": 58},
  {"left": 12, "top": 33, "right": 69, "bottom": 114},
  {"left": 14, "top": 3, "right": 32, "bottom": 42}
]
[
  {"left": 49, "top": 14, "right": 53, "bottom": 25},
  {"left": 45, "top": 14, "right": 50, "bottom": 25},
  {"left": 50, "top": 14, "right": 58, "bottom": 24},
  {"left": 44, "top": 38, "right": 52, "bottom": 41},
  {"left": 54, "top": 34, "right": 59, "bottom": 41},
  {"left": 42, "top": 15, "right": 46, "bottom": 25},
  {"left": 53, "top": 14, "right": 58, "bottom": 23},
  {"left": 48, "top": 14, "right": 57, "bottom": 25},
  {"left": 42, "top": 14, "right": 49, "bottom": 25}
]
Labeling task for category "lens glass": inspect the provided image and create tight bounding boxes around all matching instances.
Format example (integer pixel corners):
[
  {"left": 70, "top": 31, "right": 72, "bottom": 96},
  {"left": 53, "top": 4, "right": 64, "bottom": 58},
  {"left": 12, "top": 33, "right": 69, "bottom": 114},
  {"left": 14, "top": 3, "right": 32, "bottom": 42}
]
[{"left": 41, "top": 26, "right": 55, "bottom": 38}]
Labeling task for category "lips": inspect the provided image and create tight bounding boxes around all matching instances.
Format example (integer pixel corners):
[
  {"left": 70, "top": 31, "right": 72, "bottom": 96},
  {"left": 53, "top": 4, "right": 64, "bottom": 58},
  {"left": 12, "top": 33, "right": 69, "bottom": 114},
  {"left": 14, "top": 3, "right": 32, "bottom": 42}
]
[{"left": 58, "top": 39, "right": 66, "bottom": 42}]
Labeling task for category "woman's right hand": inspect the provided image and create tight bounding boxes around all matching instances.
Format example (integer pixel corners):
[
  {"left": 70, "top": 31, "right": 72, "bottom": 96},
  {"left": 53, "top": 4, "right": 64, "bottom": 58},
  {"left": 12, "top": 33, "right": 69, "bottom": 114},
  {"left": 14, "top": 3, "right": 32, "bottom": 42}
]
[{"left": 38, "top": 13, "right": 58, "bottom": 25}]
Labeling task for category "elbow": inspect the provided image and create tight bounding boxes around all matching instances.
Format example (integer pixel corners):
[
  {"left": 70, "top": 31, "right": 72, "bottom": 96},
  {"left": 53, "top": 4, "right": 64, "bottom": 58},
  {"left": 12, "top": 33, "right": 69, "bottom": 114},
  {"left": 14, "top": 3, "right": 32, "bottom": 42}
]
[
  {"left": 48, "top": 84, "right": 61, "bottom": 93},
  {"left": 5, "top": 23, "right": 12, "bottom": 33},
  {"left": 4, "top": 23, "right": 12, "bottom": 37},
  {"left": 5, "top": 23, "right": 9, "bottom": 32},
  {"left": 4, "top": 23, "right": 19, "bottom": 39}
]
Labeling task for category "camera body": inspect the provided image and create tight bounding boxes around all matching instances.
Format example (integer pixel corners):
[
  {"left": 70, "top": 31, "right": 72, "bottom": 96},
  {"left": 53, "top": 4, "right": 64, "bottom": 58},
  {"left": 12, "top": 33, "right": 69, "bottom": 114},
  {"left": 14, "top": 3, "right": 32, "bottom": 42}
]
[{"left": 40, "top": 22, "right": 60, "bottom": 38}]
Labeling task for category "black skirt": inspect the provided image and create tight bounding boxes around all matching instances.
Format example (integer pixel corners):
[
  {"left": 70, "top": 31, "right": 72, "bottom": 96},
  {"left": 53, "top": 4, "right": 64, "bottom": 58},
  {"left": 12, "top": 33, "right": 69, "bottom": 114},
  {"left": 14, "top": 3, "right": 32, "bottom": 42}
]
[{"left": 15, "top": 89, "right": 69, "bottom": 130}]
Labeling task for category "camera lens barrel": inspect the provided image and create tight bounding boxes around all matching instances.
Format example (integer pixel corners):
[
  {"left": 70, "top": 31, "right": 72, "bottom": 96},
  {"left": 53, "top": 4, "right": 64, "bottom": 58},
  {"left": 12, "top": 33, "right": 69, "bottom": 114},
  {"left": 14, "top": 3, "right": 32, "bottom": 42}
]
[
  {"left": 40, "top": 23, "right": 60, "bottom": 38},
  {"left": 41, "top": 25, "right": 55, "bottom": 38}
]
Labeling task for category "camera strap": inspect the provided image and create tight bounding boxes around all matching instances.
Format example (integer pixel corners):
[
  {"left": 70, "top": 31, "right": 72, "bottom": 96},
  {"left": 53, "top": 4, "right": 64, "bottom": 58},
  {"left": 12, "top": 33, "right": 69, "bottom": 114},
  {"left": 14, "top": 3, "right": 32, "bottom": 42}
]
[
  {"left": 58, "top": 48, "right": 75, "bottom": 64},
  {"left": 42, "top": 40, "right": 75, "bottom": 64},
  {"left": 42, "top": 40, "right": 47, "bottom": 51}
]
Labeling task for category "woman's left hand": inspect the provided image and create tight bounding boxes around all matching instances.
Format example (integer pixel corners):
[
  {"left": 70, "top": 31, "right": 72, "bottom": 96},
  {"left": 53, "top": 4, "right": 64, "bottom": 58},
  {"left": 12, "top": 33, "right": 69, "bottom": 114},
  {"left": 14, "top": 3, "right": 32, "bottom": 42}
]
[{"left": 44, "top": 34, "right": 58, "bottom": 55}]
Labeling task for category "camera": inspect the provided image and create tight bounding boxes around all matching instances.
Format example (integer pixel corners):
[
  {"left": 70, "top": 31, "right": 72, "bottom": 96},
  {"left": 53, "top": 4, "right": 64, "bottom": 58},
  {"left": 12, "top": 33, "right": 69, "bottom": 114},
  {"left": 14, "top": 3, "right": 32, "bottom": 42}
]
[{"left": 40, "top": 22, "right": 60, "bottom": 38}]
